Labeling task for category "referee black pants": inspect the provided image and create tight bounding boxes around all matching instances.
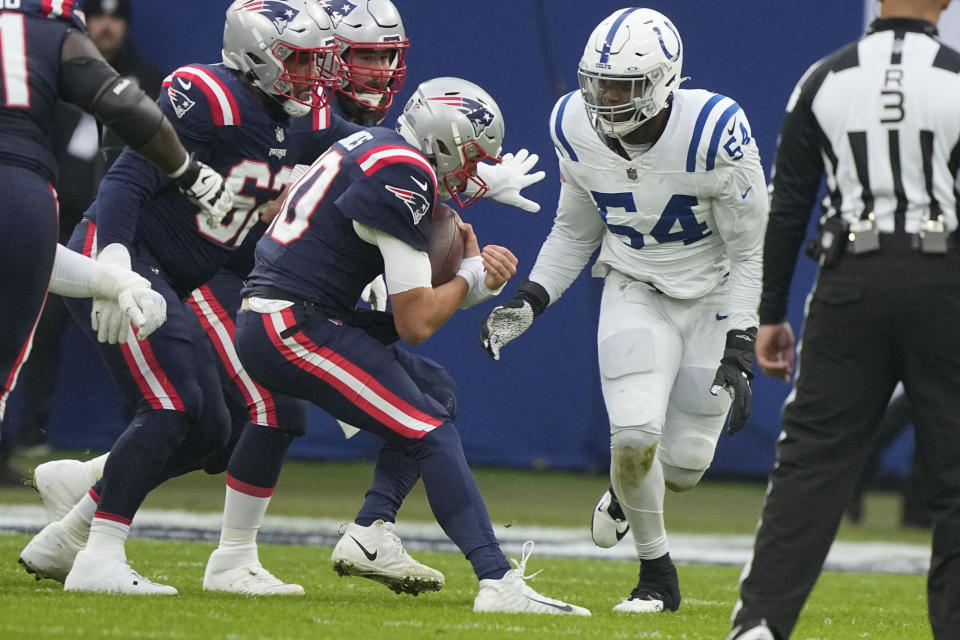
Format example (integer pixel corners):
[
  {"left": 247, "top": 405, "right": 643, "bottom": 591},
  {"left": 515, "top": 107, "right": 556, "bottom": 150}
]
[{"left": 735, "top": 236, "right": 960, "bottom": 639}]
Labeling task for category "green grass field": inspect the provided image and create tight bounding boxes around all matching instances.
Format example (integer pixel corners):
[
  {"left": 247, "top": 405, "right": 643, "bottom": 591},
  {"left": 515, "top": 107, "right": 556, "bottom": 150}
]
[{"left": 0, "top": 452, "right": 936, "bottom": 639}]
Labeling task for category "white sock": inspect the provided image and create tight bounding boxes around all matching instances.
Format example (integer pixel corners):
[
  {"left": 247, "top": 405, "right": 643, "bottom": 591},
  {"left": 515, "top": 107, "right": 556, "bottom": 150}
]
[
  {"left": 612, "top": 453, "right": 669, "bottom": 560},
  {"left": 85, "top": 517, "right": 130, "bottom": 560},
  {"left": 219, "top": 484, "right": 272, "bottom": 548},
  {"left": 82, "top": 453, "right": 109, "bottom": 485},
  {"left": 61, "top": 491, "right": 97, "bottom": 542}
]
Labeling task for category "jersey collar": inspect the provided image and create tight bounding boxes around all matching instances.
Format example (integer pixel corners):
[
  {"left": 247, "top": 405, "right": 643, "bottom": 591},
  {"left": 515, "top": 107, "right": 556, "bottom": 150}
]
[{"left": 866, "top": 17, "right": 938, "bottom": 36}]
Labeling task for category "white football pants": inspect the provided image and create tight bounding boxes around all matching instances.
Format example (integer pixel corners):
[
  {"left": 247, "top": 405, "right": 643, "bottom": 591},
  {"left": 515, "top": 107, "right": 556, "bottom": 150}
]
[{"left": 598, "top": 270, "right": 731, "bottom": 560}]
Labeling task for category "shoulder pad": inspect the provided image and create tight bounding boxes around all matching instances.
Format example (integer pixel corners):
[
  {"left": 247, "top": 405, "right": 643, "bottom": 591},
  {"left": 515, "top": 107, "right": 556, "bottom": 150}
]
[
  {"left": 162, "top": 65, "right": 242, "bottom": 128},
  {"left": 684, "top": 92, "right": 748, "bottom": 173}
]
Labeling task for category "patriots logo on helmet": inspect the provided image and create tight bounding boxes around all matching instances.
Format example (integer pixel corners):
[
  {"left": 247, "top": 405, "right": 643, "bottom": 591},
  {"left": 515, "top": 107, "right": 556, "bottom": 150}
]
[
  {"left": 428, "top": 96, "right": 496, "bottom": 137},
  {"left": 385, "top": 184, "right": 430, "bottom": 225},
  {"left": 167, "top": 86, "right": 196, "bottom": 119},
  {"left": 320, "top": 0, "right": 358, "bottom": 27},
  {"left": 235, "top": 0, "right": 300, "bottom": 35}
]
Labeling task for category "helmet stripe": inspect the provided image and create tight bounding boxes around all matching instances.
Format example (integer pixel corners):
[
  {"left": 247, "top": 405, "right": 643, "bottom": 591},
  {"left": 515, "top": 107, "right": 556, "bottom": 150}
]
[{"left": 599, "top": 7, "right": 639, "bottom": 64}]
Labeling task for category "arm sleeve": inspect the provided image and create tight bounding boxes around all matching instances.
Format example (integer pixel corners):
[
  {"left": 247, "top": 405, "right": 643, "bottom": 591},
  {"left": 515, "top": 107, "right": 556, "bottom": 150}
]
[
  {"left": 759, "top": 68, "right": 828, "bottom": 324},
  {"left": 711, "top": 111, "right": 769, "bottom": 331},
  {"left": 353, "top": 221, "right": 432, "bottom": 294},
  {"left": 93, "top": 70, "right": 218, "bottom": 249},
  {"left": 528, "top": 158, "right": 606, "bottom": 304}
]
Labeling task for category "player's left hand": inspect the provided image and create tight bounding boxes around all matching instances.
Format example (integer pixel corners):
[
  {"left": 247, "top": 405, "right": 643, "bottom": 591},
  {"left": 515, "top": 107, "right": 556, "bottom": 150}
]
[
  {"left": 91, "top": 286, "right": 167, "bottom": 345},
  {"left": 174, "top": 155, "right": 234, "bottom": 228},
  {"left": 476, "top": 149, "right": 546, "bottom": 213},
  {"left": 361, "top": 275, "right": 388, "bottom": 311},
  {"left": 710, "top": 327, "right": 757, "bottom": 435},
  {"left": 480, "top": 245, "right": 518, "bottom": 291}
]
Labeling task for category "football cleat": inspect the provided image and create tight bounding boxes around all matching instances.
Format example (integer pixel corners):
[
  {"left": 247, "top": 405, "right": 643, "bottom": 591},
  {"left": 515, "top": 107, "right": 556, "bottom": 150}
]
[
  {"left": 204, "top": 545, "right": 305, "bottom": 596},
  {"left": 473, "top": 541, "right": 590, "bottom": 616},
  {"left": 591, "top": 486, "right": 630, "bottom": 548},
  {"left": 614, "top": 559, "right": 681, "bottom": 613},
  {"left": 32, "top": 459, "right": 92, "bottom": 523},
  {"left": 64, "top": 549, "right": 178, "bottom": 595},
  {"left": 19, "top": 520, "right": 87, "bottom": 583},
  {"left": 725, "top": 619, "right": 777, "bottom": 640},
  {"left": 331, "top": 519, "right": 443, "bottom": 596}
]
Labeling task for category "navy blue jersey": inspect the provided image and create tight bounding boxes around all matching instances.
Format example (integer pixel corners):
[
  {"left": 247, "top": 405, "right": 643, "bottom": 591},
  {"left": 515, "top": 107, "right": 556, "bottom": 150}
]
[
  {"left": 219, "top": 102, "right": 364, "bottom": 278},
  {"left": 0, "top": 1, "right": 86, "bottom": 181},
  {"left": 87, "top": 63, "right": 359, "bottom": 297},
  {"left": 249, "top": 127, "right": 439, "bottom": 316}
]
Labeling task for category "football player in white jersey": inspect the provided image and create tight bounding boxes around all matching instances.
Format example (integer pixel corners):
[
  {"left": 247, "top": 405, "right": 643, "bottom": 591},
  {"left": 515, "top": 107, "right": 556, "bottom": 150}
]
[{"left": 480, "top": 7, "right": 768, "bottom": 613}]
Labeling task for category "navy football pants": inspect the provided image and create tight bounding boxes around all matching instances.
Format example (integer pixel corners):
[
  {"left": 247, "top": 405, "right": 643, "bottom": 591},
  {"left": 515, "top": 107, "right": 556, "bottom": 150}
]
[{"left": 0, "top": 166, "right": 57, "bottom": 425}]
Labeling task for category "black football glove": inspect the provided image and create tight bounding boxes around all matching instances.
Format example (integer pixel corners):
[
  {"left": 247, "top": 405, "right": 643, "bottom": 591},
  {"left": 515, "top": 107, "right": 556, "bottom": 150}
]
[
  {"left": 710, "top": 327, "right": 757, "bottom": 435},
  {"left": 479, "top": 280, "right": 549, "bottom": 360}
]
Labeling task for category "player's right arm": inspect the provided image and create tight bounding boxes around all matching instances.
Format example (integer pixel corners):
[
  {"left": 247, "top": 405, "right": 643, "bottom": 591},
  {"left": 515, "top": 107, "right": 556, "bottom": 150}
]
[
  {"left": 479, "top": 156, "right": 604, "bottom": 360},
  {"left": 58, "top": 30, "right": 231, "bottom": 228}
]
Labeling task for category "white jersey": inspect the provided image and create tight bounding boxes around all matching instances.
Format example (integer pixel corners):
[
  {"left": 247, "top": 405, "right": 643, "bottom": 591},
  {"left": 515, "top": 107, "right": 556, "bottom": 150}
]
[{"left": 530, "top": 88, "right": 768, "bottom": 330}]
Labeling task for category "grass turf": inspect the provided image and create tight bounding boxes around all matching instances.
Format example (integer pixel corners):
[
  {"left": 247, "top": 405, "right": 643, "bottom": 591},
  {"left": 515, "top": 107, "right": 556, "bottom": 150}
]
[
  {"left": 0, "top": 453, "right": 935, "bottom": 639},
  {"left": 0, "top": 534, "right": 930, "bottom": 640}
]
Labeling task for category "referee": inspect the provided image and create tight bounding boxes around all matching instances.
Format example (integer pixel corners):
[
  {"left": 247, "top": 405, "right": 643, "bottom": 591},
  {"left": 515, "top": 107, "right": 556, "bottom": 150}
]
[{"left": 727, "top": 1, "right": 960, "bottom": 639}]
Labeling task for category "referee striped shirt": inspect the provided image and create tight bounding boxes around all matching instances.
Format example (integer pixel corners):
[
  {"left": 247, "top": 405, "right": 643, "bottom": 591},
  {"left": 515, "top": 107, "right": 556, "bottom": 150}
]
[{"left": 760, "top": 17, "right": 960, "bottom": 324}]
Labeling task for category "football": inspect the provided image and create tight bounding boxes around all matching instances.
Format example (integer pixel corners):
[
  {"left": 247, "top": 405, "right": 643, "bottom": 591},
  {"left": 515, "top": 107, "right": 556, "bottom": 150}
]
[{"left": 428, "top": 202, "right": 465, "bottom": 287}]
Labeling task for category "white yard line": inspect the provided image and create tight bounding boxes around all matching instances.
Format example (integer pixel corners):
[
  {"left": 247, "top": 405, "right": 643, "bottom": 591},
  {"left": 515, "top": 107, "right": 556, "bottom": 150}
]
[{"left": 0, "top": 504, "right": 930, "bottom": 574}]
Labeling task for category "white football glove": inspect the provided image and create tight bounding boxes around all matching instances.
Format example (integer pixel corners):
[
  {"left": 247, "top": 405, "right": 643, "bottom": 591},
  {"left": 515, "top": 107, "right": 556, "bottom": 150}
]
[
  {"left": 476, "top": 149, "right": 546, "bottom": 213},
  {"left": 171, "top": 154, "right": 233, "bottom": 228},
  {"left": 90, "top": 244, "right": 167, "bottom": 344},
  {"left": 361, "top": 274, "right": 388, "bottom": 311}
]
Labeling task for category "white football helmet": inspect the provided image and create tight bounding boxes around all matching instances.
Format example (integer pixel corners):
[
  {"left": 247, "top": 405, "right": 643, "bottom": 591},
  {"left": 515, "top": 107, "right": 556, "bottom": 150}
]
[
  {"left": 322, "top": 0, "right": 409, "bottom": 123},
  {"left": 222, "top": 0, "right": 340, "bottom": 118},
  {"left": 577, "top": 8, "right": 684, "bottom": 137},
  {"left": 396, "top": 77, "right": 504, "bottom": 208}
]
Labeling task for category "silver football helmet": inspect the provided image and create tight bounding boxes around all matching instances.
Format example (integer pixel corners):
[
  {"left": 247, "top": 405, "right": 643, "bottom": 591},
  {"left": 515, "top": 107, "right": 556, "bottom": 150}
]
[
  {"left": 577, "top": 8, "right": 685, "bottom": 137},
  {"left": 222, "top": 0, "right": 340, "bottom": 118},
  {"left": 320, "top": 0, "right": 409, "bottom": 121},
  {"left": 395, "top": 77, "right": 504, "bottom": 208}
]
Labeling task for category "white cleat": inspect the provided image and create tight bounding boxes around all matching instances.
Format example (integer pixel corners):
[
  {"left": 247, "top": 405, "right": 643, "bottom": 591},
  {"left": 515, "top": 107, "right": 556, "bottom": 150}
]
[
  {"left": 203, "top": 545, "right": 304, "bottom": 596},
  {"left": 591, "top": 487, "right": 629, "bottom": 548},
  {"left": 612, "top": 593, "right": 666, "bottom": 613},
  {"left": 331, "top": 520, "right": 444, "bottom": 596},
  {"left": 64, "top": 549, "right": 178, "bottom": 595},
  {"left": 19, "top": 520, "right": 87, "bottom": 583},
  {"left": 726, "top": 620, "right": 777, "bottom": 640},
  {"left": 473, "top": 541, "right": 590, "bottom": 616},
  {"left": 33, "top": 459, "right": 92, "bottom": 523}
]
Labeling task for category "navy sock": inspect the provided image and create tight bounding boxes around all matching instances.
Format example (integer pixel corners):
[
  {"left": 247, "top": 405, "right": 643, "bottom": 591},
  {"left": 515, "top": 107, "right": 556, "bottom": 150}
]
[
  {"left": 356, "top": 443, "right": 420, "bottom": 526},
  {"left": 226, "top": 422, "right": 293, "bottom": 489},
  {"left": 96, "top": 410, "right": 191, "bottom": 520},
  {"left": 407, "top": 425, "right": 509, "bottom": 580}
]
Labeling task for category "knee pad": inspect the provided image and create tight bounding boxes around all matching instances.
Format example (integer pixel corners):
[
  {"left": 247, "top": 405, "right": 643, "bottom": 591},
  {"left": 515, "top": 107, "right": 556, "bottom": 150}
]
[
  {"left": 660, "top": 434, "right": 717, "bottom": 491},
  {"left": 611, "top": 428, "right": 661, "bottom": 492},
  {"left": 395, "top": 349, "right": 458, "bottom": 420},
  {"left": 274, "top": 395, "right": 309, "bottom": 437}
]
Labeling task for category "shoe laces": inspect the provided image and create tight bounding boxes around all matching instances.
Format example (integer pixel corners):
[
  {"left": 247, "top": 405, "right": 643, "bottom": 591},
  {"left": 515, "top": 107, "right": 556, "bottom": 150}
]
[
  {"left": 379, "top": 521, "right": 410, "bottom": 557},
  {"left": 508, "top": 541, "right": 543, "bottom": 581}
]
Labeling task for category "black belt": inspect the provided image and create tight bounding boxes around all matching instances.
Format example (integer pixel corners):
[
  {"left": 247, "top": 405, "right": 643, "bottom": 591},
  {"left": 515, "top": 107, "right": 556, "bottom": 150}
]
[
  {"left": 245, "top": 284, "right": 400, "bottom": 345},
  {"left": 246, "top": 284, "right": 336, "bottom": 318}
]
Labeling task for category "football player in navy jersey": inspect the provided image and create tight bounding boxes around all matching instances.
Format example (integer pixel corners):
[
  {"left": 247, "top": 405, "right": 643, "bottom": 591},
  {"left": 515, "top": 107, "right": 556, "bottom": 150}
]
[
  {"left": 20, "top": 0, "right": 548, "bottom": 597},
  {"left": 0, "top": 0, "right": 231, "bottom": 427},
  {"left": 205, "top": 76, "right": 589, "bottom": 615},
  {"left": 17, "top": 0, "right": 350, "bottom": 596}
]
